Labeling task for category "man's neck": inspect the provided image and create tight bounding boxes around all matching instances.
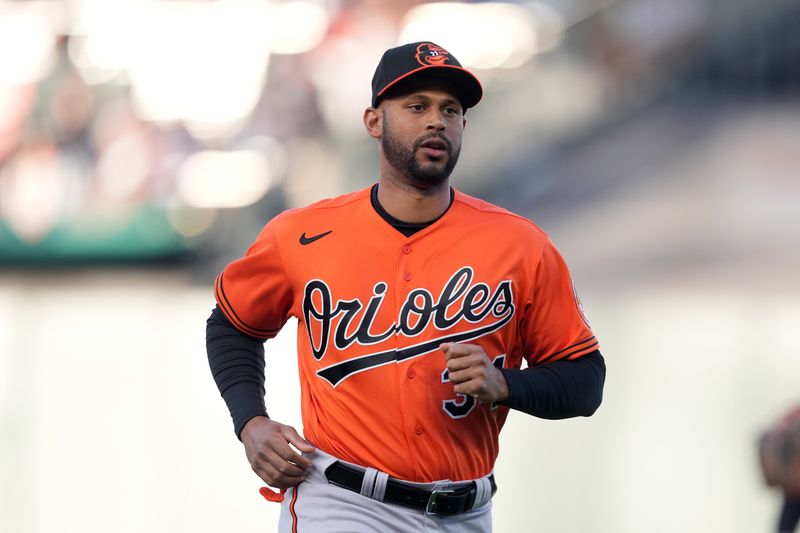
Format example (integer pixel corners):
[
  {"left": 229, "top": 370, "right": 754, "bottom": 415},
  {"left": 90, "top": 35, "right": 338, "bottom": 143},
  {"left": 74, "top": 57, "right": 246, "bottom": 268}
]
[{"left": 376, "top": 176, "right": 451, "bottom": 223}]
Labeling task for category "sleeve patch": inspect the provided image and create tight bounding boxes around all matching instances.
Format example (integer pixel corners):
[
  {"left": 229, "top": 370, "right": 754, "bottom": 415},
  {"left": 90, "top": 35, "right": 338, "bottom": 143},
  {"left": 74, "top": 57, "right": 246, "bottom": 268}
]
[{"left": 572, "top": 279, "right": 591, "bottom": 327}]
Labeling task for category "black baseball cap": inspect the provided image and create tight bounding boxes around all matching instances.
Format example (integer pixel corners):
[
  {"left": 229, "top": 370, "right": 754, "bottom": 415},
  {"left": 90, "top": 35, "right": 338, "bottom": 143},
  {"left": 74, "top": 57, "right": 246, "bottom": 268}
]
[{"left": 371, "top": 41, "right": 483, "bottom": 110}]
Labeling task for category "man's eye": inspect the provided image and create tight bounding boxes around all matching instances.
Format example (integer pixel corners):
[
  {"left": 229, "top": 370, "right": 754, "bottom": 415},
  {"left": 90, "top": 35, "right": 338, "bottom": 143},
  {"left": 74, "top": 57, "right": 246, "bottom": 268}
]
[
  {"left": 410, "top": 104, "right": 424, "bottom": 111},
  {"left": 444, "top": 107, "right": 458, "bottom": 115}
]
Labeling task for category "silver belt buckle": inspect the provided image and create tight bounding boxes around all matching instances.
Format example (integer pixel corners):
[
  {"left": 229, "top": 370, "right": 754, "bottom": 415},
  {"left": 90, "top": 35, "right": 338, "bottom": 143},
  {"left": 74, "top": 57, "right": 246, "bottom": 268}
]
[{"left": 426, "top": 482, "right": 455, "bottom": 514}]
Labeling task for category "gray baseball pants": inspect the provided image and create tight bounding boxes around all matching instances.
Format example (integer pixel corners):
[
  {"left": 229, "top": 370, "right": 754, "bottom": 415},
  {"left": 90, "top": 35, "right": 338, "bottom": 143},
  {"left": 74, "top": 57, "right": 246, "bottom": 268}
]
[{"left": 278, "top": 449, "right": 493, "bottom": 532}]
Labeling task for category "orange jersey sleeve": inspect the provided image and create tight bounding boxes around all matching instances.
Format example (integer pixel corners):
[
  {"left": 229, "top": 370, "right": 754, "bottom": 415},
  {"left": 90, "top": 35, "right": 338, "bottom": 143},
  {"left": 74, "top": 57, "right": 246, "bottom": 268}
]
[
  {"left": 522, "top": 238, "right": 597, "bottom": 365},
  {"left": 214, "top": 214, "right": 294, "bottom": 339}
]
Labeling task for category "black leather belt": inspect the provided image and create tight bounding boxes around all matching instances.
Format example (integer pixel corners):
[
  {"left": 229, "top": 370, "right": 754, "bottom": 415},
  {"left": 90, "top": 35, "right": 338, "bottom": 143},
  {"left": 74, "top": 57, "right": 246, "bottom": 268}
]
[{"left": 325, "top": 462, "right": 496, "bottom": 516}]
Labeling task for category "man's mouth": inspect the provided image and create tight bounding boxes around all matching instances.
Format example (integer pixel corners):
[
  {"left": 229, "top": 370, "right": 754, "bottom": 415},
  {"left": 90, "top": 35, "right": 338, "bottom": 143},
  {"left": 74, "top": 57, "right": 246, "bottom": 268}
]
[{"left": 419, "top": 138, "right": 448, "bottom": 159}]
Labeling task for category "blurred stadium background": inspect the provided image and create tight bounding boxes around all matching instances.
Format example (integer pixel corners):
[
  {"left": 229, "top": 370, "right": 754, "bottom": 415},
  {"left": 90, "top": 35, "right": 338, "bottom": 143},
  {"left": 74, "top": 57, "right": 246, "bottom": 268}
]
[{"left": 1, "top": 0, "right": 799, "bottom": 531}]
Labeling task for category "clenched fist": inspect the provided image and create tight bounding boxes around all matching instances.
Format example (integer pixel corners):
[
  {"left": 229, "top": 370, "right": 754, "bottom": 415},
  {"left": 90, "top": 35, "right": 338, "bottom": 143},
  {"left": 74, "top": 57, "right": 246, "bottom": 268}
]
[{"left": 440, "top": 342, "right": 509, "bottom": 404}]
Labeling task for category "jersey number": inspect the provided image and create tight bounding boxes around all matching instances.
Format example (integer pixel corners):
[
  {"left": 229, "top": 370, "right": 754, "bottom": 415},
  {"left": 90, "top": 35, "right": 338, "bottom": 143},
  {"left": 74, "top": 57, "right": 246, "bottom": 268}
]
[{"left": 441, "top": 354, "right": 506, "bottom": 419}]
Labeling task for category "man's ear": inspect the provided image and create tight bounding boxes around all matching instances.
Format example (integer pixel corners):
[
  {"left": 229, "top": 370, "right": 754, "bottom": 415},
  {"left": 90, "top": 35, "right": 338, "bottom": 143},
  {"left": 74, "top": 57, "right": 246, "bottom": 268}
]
[{"left": 363, "top": 107, "right": 382, "bottom": 140}]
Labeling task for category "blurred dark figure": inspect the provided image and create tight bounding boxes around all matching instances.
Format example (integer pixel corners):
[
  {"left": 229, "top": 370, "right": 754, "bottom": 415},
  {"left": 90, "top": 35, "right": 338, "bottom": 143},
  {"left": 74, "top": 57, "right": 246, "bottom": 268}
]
[{"left": 760, "top": 405, "right": 800, "bottom": 533}]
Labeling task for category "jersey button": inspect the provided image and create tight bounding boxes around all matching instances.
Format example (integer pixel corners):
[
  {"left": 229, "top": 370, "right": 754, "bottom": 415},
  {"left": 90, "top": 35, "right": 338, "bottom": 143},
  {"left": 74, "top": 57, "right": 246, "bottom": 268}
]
[
  {"left": 402, "top": 245, "right": 411, "bottom": 254},
  {"left": 407, "top": 369, "right": 415, "bottom": 379},
  {"left": 415, "top": 425, "right": 424, "bottom": 435},
  {"left": 403, "top": 272, "right": 412, "bottom": 281}
]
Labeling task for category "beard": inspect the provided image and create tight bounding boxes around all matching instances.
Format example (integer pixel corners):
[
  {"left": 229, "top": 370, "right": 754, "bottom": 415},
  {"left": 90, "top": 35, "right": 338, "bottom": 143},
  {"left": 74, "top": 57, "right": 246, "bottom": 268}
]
[{"left": 381, "top": 118, "right": 461, "bottom": 188}]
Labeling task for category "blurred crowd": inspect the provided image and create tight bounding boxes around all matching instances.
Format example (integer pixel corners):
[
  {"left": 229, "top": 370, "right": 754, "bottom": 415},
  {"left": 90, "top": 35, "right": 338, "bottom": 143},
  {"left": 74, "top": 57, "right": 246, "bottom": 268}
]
[{"left": 0, "top": 0, "right": 797, "bottom": 264}]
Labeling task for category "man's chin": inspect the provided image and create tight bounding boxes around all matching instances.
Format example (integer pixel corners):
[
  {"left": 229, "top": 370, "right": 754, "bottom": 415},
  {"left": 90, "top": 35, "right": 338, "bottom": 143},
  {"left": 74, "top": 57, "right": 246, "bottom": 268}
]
[
  {"left": 419, "top": 161, "right": 446, "bottom": 174},
  {"left": 416, "top": 152, "right": 452, "bottom": 172},
  {"left": 408, "top": 169, "right": 450, "bottom": 188}
]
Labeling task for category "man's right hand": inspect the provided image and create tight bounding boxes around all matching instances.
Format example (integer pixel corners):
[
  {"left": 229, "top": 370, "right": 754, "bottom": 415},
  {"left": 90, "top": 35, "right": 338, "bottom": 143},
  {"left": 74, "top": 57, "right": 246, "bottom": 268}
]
[{"left": 240, "top": 416, "right": 315, "bottom": 489}]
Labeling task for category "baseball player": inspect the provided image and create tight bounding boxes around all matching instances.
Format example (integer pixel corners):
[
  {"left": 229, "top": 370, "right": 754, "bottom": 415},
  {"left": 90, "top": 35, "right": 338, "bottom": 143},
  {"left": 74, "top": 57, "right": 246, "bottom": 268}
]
[
  {"left": 206, "top": 41, "right": 606, "bottom": 532},
  {"left": 760, "top": 405, "right": 800, "bottom": 532}
]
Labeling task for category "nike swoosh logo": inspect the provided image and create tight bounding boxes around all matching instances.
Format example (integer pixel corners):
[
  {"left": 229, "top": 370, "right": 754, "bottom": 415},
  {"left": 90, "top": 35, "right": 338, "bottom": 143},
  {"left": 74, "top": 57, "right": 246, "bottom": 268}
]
[{"left": 299, "top": 230, "right": 333, "bottom": 245}]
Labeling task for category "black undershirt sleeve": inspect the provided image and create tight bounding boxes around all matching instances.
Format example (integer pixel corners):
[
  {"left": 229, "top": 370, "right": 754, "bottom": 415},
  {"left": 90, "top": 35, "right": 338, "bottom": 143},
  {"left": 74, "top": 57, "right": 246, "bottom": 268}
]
[
  {"left": 206, "top": 306, "right": 269, "bottom": 439},
  {"left": 498, "top": 351, "right": 606, "bottom": 419}
]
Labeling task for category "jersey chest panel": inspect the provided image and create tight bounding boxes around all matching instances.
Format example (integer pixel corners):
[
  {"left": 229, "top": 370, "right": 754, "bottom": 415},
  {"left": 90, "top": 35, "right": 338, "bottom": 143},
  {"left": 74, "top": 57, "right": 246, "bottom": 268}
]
[{"left": 280, "top": 210, "right": 533, "bottom": 480}]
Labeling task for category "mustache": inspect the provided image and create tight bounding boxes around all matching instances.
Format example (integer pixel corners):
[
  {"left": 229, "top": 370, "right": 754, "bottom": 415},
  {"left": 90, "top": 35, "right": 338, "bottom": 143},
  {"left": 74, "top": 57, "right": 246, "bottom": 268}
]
[{"left": 414, "top": 134, "right": 452, "bottom": 153}]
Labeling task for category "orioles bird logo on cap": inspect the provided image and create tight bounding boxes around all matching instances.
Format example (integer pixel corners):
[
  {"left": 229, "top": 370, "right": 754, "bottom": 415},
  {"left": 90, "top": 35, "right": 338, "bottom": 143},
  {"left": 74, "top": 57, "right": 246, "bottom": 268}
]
[{"left": 415, "top": 43, "right": 450, "bottom": 66}]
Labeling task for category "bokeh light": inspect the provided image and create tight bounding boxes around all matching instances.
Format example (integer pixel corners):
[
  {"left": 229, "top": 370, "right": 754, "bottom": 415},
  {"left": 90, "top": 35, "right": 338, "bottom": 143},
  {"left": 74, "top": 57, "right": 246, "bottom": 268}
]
[{"left": 176, "top": 150, "right": 272, "bottom": 209}]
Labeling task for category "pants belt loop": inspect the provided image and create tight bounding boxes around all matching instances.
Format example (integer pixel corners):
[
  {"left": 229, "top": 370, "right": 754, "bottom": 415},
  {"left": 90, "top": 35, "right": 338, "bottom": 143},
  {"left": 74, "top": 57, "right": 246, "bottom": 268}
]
[
  {"left": 372, "top": 471, "right": 389, "bottom": 501},
  {"left": 360, "top": 467, "right": 379, "bottom": 498},
  {"left": 472, "top": 476, "right": 492, "bottom": 510}
]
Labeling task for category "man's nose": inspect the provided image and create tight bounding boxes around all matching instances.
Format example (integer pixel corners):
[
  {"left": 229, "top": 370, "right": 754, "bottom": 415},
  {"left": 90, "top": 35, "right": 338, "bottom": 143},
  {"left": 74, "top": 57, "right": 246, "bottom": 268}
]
[{"left": 426, "top": 109, "right": 445, "bottom": 130}]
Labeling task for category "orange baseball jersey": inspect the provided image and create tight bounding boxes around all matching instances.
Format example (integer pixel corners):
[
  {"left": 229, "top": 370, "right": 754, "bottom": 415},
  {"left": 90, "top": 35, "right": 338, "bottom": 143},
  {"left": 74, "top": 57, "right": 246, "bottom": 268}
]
[{"left": 214, "top": 186, "right": 598, "bottom": 483}]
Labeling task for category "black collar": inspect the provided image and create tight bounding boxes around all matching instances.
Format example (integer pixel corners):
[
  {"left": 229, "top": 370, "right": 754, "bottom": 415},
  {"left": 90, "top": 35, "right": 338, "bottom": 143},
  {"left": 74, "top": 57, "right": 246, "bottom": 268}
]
[{"left": 370, "top": 184, "right": 454, "bottom": 237}]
